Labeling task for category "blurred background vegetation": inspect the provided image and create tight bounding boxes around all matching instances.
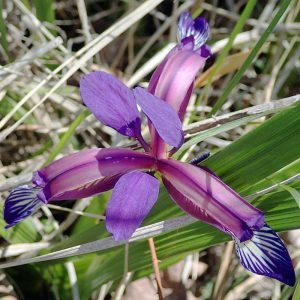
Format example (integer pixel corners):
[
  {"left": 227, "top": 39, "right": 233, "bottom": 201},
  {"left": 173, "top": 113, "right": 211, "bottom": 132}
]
[{"left": 0, "top": 0, "right": 299, "bottom": 299}]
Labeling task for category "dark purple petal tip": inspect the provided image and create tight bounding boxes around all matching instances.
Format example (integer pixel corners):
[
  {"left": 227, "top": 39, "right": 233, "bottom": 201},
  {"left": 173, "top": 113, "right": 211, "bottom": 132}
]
[
  {"left": 234, "top": 224, "right": 295, "bottom": 286},
  {"left": 178, "top": 12, "right": 210, "bottom": 51},
  {"left": 106, "top": 171, "right": 159, "bottom": 240},
  {"left": 3, "top": 185, "right": 43, "bottom": 228},
  {"left": 80, "top": 71, "right": 141, "bottom": 138}
]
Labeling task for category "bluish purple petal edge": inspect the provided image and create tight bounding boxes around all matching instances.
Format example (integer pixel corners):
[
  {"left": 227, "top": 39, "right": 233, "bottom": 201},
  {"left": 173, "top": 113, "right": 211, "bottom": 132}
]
[
  {"left": 3, "top": 185, "right": 43, "bottom": 228},
  {"left": 234, "top": 223, "right": 295, "bottom": 286}
]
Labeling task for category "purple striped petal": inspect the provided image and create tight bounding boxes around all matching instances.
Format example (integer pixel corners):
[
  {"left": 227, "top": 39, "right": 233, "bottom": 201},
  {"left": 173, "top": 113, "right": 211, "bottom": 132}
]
[
  {"left": 163, "top": 178, "right": 226, "bottom": 233},
  {"left": 3, "top": 185, "right": 43, "bottom": 228},
  {"left": 35, "top": 148, "right": 156, "bottom": 202},
  {"left": 152, "top": 50, "right": 206, "bottom": 117},
  {"left": 80, "top": 71, "right": 141, "bottom": 138},
  {"left": 158, "top": 159, "right": 265, "bottom": 242},
  {"left": 178, "top": 12, "right": 209, "bottom": 51},
  {"left": 234, "top": 224, "right": 295, "bottom": 286},
  {"left": 133, "top": 87, "right": 184, "bottom": 148},
  {"left": 149, "top": 50, "right": 207, "bottom": 158},
  {"left": 106, "top": 171, "right": 159, "bottom": 240}
]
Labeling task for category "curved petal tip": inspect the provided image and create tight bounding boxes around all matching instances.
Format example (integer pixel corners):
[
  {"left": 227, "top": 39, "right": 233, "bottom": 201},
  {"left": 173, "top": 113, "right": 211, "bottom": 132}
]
[
  {"left": 233, "top": 224, "right": 295, "bottom": 286},
  {"left": 178, "top": 12, "right": 210, "bottom": 52},
  {"left": 3, "top": 185, "right": 43, "bottom": 228}
]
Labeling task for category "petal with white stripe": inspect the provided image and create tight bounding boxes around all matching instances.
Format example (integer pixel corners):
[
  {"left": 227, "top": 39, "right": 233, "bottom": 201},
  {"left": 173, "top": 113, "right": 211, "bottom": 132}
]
[
  {"left": 3, "top": 185, "right": 43, "bottom": 228},
  {"left": 233, "top": 224, "right": 295, "bottom": 286}
]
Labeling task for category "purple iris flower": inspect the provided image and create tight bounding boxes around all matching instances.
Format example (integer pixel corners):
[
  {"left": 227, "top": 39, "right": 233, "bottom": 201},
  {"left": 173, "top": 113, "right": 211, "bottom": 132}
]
[{"left": 3, "top": 12, "right": 295, "bottom": 286}]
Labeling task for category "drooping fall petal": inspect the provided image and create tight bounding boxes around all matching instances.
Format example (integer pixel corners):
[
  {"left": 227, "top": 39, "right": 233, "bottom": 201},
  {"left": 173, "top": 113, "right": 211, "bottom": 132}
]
[
  {"left": 34, "top": 148, "right": 156, "bottom": 202},
  {"left": 133, "top": 87, "right": 184, "bottom": 148},
  {"left": 163, "top": 177, "right": 226, "bottom": 233},
  {"left": 80, "top": 71, "right": 141, "bottom": 138},
  {"left": 106, "top": 171, "right": 159, "bottom": 240},
  {"left": 158, "top": 158, "right": 264, "bottom": 242},
  {"left": 234, "top": 224, "right": 295, "bottom": 286}
]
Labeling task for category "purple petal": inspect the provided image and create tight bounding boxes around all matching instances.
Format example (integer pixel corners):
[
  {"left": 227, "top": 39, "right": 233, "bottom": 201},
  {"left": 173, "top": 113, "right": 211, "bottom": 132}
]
[
  {"left": 150, "top": 50, "right": 206, "bottom": 157},
  {"left": 178, "top": 12, "right": 209, "bottom": 51},
  {"left": 37, "top": 149, "right": 156, "bottom": 202},
  {"left": 163, "top": 177, "right": 226, "bottom": 233},
  {"left": 234, "top": 224, "right": 295, "bottom": 286},
  {"left": 133, "top": 87, "right": 184, "bottom": 148},
  {"left": 153, "top": 50, "right": 205, "bottom": 113},
  {"left": 106, "top": 171, "right": 159, "bottom": 240},
  {"left": 3, "top": 185, "right": 43, "bottom": 228},
  {"left": 34, "top": 148, "right": 153, "bottom": 185},
  {"left": 80, "top": 71, "right": 141, "bottom": 138},
  {"left": 148, "top": 47, "right": 177, "bottom": 95},
  {"left": 158, "top": 159, "right": 265, "bottom": 242}
]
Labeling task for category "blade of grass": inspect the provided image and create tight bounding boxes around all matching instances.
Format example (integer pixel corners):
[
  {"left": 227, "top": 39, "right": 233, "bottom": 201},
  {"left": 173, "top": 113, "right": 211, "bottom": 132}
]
[
  {"left": 43, "top": 109, "right": 90, "bottom": 165},
  {"left": 292, "top": 279, "right": 300, "bottom": 300},
  {"left": 279, "top": 185, "right": 300, "bottom": 208},
  {"left": 0, "top": 0, "right": 9, "bottom": 58},
  {"left": 194, "top": 0, "right": 256, "bottom": 109},
  {"left": 32, "top": 0, "right": 55, "bottom": 24},
  {"left": 208, "top": 0, "right": 291, "bottom": 116},
  {"left": 195, "top": 51, "right": 249, "bottom": 88}
]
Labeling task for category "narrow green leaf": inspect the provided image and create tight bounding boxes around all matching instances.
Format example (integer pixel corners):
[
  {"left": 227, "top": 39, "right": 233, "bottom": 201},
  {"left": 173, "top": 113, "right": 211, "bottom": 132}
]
[
  {"left": 203, "top": 102, "right": 300, "bottom": 192},
  {"left": 209, "top": 0, "right": 291, "bottom": 116},
  {"left": 177, "top": 113, "right": 264, "bottom": 157},
  {"left": 32, "top": 0, "right": 55, "bottom": 24},
  {"left": 292, "top": 280, "right": 300, "bottom": 300},
  {"left": 44, "top": 109, "right": 90, "bottom": 165},
  {"left": 197, "top": 0, "right": 256, "bottom": 106},
  {"left": 0, "top": 0, "right": 9, "bottom": 57},
  {"left": 280, "top": 185, "right": 300, "bottom": 208}
]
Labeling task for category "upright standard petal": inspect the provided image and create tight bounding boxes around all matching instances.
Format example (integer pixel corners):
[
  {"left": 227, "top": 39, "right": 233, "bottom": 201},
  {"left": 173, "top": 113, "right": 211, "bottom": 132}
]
[
  {"left": 149, "top": 49, "right": 207, "bottom": 158},
  {"left": 234, "top": 224, "right": 295, "bottom": 286},
  {"left": 151, "top": 49, "right": 206, "bottom": 118},
  {"left": 133, "top": 87, "right": 184, "bottom": 148},
  {"left": 80, "top": 71, "right": 141, "bottom": 138},
  {"left": 106, "top": 171, "right": 160, "bottom": 240},
  {"left": 158, "top": 159, "right": 264, "bottom": 242},
  {"left": 36, "top": 148, "right": 156, "bottom": 202},
  {"left": 4, "top": 185, "right": 43, "bottom": 228}
]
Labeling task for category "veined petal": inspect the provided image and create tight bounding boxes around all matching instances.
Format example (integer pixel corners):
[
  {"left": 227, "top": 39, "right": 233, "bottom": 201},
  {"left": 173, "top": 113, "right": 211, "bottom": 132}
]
[
  {"left": 178, "top": 12, "right": 209, "bottom": 51},
  {"left": 149, "top": 50, "right": 206, "bottom": 158},
  {"left": 153, "top": 50, "right": 206, "bottom": 116},
  {"left": 37, "top": 149, "right": 156, "bottom": 202},
  {"left": 133, "top": 87, "right": 184, "bottom": 148},
  {"left": 80, "top": 71, "right": 141, "bottom": 138},
  {"left": 158, "top": 159, "right": 264, "bottom": 241},
  {"left": 163, "top": 177, "right": 226, "bottom": 233},
  {"left": 106, "top": 171, "right": 159, "bottom": 240},
  {"left": 148, "top": 47, "right": 177, "bottom": 95},
  {"left": 233, "top": 224, "right": 295, "bottom": 286},
  {"left": 4, "top": 185, "right": 43, "bottom": 228},
  {"left": 34, "top": 148, "right": 152, "bottom": 185}
]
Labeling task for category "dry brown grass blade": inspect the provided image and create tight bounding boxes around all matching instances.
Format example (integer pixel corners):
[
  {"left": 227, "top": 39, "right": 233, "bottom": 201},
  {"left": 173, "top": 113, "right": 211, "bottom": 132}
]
[{"left": 195, "top": 51, "right": 250, "bottom": 88}]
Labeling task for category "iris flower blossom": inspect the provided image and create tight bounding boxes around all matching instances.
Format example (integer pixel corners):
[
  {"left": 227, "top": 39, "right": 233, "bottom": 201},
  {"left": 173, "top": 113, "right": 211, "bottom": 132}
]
[{"left": 3, "top": 12, "right": 295, "bottom": 286}]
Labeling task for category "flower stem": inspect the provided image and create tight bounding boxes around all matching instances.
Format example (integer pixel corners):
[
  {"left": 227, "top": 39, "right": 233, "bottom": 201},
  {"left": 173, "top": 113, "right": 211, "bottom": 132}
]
[{"left": 148, "top": 237, "right": 164, "bottom": 300}]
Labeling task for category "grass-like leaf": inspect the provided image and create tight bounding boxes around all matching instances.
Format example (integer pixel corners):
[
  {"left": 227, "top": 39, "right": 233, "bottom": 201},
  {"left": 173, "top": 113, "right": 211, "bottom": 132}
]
[{"left": 209, "top": 0, "right": 291, "bottom": 116}]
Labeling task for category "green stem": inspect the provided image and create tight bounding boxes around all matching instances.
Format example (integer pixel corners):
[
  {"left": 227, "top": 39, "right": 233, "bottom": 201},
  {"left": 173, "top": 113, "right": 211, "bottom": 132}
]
[{"left": 43, "top": 109, "right": 90, "bottom": 166}]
